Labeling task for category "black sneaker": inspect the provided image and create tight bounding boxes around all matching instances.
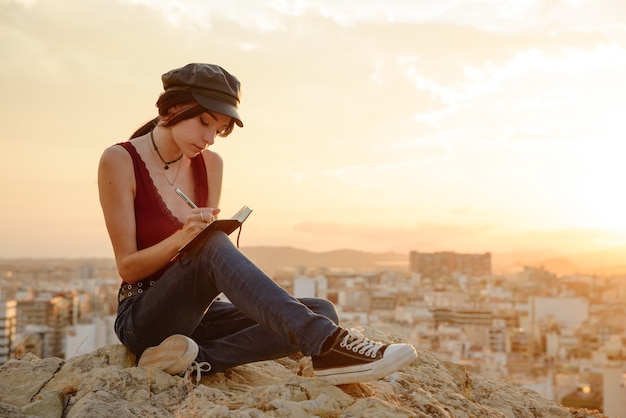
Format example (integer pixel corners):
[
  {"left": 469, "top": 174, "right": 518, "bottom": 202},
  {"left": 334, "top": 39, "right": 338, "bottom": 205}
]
[{"left": 312, "top": 328, "right": 418, "bottom": 385}]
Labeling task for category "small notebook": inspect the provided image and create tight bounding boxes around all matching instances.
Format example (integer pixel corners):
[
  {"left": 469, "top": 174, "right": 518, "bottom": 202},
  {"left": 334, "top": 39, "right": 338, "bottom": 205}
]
[{"left": 178, "top": 206, "right": 252, "bottom": 253}]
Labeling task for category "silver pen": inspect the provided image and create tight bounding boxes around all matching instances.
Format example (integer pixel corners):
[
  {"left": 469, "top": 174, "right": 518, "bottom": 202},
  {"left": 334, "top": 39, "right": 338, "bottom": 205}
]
[{"left": 175, "top": 188, "right": 198, "bottom": 209}]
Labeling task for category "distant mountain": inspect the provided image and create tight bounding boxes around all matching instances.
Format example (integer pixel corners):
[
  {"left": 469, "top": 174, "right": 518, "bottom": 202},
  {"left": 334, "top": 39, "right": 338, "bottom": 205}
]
[
  {"left": 569, "top": 245, "right": 626, "bottom": 275},
  {"left": 494, "top": 246, "right": 626, "bottom": 276},
  {"left": 491, "top": 250, "right": 572, "bottom": 274},
  {"left": 239, "top": 246, "right": 408, "bottom": 275}
]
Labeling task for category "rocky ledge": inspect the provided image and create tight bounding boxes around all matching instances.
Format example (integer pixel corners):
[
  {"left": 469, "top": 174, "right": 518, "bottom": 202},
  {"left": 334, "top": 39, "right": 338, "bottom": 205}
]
[{"left": 0, "top": 328, "right": 606, "bottom": 418}]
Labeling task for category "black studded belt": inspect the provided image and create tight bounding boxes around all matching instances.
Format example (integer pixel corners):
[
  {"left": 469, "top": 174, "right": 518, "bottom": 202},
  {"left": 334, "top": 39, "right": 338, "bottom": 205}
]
[{"left": 118, "top": 279, "right": 156, "bottom": 303}]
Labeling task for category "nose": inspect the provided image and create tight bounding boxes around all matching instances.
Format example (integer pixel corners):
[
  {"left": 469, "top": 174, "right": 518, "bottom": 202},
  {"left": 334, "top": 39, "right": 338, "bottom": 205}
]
[{"left": 203, "top": 130, "right": 217, "bottom": 147}]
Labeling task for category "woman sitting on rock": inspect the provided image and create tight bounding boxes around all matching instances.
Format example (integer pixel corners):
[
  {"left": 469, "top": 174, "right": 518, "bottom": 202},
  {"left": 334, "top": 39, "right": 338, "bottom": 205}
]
[{"left": 97, "top": 63, "right": 417, "bottom": 385}]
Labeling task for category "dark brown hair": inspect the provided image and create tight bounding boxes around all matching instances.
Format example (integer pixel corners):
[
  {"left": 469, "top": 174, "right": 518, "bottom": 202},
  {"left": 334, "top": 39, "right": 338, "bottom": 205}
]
[{"left": 130, "top": 90, "right": 235, "bottom": 139}]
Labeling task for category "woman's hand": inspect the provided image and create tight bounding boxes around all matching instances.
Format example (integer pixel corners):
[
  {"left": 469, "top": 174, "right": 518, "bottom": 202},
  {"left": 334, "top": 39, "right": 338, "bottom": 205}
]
[{"left": 177, "top": 207, "right": 221, "bottom": 247}]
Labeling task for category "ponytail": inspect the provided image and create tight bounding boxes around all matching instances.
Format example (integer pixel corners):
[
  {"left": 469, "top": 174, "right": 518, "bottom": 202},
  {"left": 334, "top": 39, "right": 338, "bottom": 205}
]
[
  {"left": 128, "top": 91, "right": 197, "bottom": 140},
  {"left": 129, "top": 117, "right": 159, "bottom": 139}
]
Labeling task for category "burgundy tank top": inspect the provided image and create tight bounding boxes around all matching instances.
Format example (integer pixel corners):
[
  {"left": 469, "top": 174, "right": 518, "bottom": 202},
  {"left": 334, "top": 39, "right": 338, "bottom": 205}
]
[{"left": 117, "top": 141, "right": 208, "bottom": 283}]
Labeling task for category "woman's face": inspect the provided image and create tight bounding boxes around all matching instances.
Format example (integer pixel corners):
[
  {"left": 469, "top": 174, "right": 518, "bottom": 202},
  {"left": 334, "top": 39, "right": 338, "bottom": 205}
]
[{"left": 171, "top": 110, "right": 232, "bottom": 157}]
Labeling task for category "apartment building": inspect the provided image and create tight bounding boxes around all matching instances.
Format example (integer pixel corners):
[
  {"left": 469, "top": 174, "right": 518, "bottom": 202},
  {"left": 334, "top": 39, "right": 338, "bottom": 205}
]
[
  {"left": 15, "top": 296, "right": 73, "bottom": 358},
  {"left": 409, "top": 251, "right": 491, "bottom": 279},
  {"left": 0, "top": 300, "right": 17, "bottom": 363}
]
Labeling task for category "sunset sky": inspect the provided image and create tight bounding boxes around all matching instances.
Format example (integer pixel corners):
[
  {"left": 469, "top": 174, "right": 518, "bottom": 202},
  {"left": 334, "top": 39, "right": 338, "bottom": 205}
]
[{"left": 1, "top": 0, "right": 626, "bottom": 260}]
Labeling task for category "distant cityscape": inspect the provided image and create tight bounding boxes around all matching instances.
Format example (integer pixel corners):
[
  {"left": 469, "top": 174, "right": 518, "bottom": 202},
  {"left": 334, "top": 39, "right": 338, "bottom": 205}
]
[{"left": 0, "top": 249, "right": 625, "bottom": 416}]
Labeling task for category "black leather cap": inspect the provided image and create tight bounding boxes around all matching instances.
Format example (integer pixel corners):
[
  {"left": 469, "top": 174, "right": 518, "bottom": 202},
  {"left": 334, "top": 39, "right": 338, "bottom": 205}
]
[{"left": 162, "top": 63, "right": 243, "bottom": 127}]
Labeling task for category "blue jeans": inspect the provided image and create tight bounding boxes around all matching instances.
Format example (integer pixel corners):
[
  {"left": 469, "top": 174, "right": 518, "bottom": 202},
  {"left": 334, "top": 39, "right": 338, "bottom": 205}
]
[{"left": 115, "top": 231, "right": 339, "bottom": 373}]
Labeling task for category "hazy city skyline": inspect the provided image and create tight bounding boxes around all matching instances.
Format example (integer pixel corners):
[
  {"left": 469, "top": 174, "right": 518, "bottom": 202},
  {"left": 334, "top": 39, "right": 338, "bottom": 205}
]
[{"left": 2, "top": 0, "right": 625, "bottom": 261}]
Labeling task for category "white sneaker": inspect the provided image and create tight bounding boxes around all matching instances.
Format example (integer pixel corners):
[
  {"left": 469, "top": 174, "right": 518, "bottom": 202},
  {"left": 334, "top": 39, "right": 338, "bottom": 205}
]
[{"left": 137, "top": 334, "right": 199, "bottom": 375}]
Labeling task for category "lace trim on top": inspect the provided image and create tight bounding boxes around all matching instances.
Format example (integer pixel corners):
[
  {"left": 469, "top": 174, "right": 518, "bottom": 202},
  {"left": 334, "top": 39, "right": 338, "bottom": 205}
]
[{"left": 119, "top": 141, "right": 183, "bottom": 228}]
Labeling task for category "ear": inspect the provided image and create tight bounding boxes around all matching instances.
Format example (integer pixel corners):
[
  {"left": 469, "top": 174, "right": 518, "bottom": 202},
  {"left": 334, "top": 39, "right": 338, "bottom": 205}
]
[
  {"left": 168, "top": 104, "right": 184, "bottom": 114},
  {"left": 160, "top": 105, "right": 182, "bottom": 124}
]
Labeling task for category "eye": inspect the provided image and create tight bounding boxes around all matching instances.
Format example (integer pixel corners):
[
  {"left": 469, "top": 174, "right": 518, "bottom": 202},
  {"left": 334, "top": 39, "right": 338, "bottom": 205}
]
[{"left": 199, "top": 116, "right": 209, "bottom": 126}]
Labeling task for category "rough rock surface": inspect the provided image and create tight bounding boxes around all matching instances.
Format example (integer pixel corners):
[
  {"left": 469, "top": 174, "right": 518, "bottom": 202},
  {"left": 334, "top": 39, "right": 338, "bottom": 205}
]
[{"left": 0, "top": 328, "right": 606, "bottom": 418}]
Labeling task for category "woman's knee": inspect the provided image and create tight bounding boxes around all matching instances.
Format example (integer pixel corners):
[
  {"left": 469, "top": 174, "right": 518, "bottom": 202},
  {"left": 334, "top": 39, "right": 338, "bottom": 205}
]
[
  {"left": 301, "top": 297, "right": 339, "bottom": 324},
  {"left": 201, "top": 231, "right": 233, "bottom": 254}
]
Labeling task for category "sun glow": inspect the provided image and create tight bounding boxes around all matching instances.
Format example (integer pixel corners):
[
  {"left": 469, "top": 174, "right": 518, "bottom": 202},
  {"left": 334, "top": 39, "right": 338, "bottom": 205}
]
[{"left": 574, "top": 139, "right": 626, "bottom": 231}]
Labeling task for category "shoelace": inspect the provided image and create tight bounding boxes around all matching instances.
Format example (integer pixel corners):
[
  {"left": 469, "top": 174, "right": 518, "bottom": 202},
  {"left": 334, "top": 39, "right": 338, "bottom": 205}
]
[
  {"left": 183, "top": 361, "right": 212, "bottom": 384},
  {"left": 340, "top": 329, "right": 384, "bottom": 358}
]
